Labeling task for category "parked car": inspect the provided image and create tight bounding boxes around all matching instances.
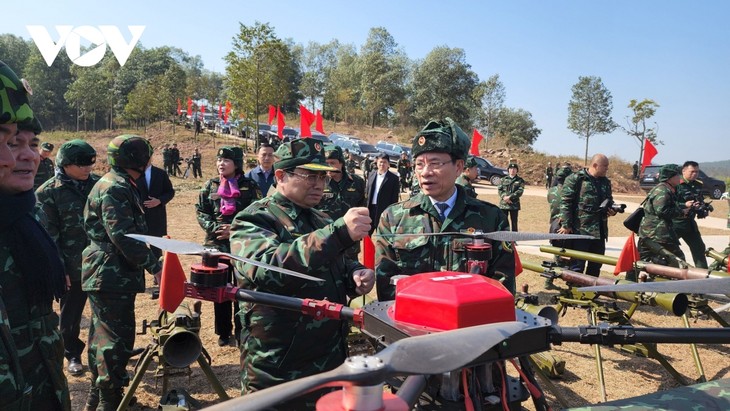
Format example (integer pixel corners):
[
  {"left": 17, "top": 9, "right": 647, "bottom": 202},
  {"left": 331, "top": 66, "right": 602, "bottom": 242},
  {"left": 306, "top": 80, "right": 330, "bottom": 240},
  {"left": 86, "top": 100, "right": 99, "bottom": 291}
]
[
  {"left": 473, "top": 157, "right": 508, "bottom": 185},
  {"left": 640, "top": 165, "right": 726, "bottom": 199},
  {"left": 329, "top": 132, "right": 357, "bottom": 146},
  {"left": 270, "top": 126, "right": 299, "bottom": 142},
  {"left": 337, "top": 140, "right": 380, "bottom": 167},
  {"left": 375, "top": 141, "right": 411, "bottom": 166},
  {"left": 214, "top": 120, "right": 231, "bottom": 134}
]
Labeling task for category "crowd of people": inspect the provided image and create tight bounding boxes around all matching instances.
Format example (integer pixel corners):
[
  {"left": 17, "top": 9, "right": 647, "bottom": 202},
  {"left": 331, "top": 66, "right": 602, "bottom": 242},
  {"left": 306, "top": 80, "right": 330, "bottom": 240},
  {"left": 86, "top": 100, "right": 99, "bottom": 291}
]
[{"left": 1, "top": 55, "right": 727, "bottom": 410}]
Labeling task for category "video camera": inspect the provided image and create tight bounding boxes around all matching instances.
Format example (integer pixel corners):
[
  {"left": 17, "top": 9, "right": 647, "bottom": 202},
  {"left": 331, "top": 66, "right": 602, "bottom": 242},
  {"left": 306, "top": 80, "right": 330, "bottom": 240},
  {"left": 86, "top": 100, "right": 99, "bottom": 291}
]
[
  {"left": 598, "top": 199, "right": 626, "bottom": 214},
  {"left": 689, "top": 200, "right": 714, "bottom": 219}
]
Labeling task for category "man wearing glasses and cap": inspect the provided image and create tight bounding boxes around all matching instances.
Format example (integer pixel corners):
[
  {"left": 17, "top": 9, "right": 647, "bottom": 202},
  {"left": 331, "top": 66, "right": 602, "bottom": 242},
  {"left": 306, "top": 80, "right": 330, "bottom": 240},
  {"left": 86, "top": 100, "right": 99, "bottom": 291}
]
[
  {"left": 34, "top": 141, "right": 55, "bottom": 189},
  {"left": 229, "top": 138, "right": 374, "bottom": 409},
  {"left": 374, "top": 118, "right": 516, "bottom": 301}
]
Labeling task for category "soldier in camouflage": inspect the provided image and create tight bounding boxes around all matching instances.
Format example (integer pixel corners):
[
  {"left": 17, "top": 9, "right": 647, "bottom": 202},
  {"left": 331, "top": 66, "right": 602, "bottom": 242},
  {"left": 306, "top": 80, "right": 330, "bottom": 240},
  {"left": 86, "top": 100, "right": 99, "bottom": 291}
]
[
  {"left": 456, "top": 156, "right": 479, "bottom": 199},
  {"left": 498, "top": 162, "right": 525, "bottom": 231},
  {"left": 196, "top": 146, "right": 261, "bottom": 346},
  {"left": 317, "top": 145, "right": 366, "bottom": 260},
  {"left": 82, "top": 135, "right": 162, "bottom": 410},
  {"left": 0, "top": 60, "right": 71, "bottom": 411},
  {"left": 375, "top": 118, "right": 516, "bottom": 300},
  {"left": 396, "top": 152, "right": 411, "bottom": 193},
  {"left": 33, "top": 141, "right": 54, "bottom": 189},
  {"left": 558, "top": 154, "right": 618, "bottom": 277},
  {"left": 345, "top": 151, "right": 357, "bottom": 176},
  {"left": 36, "top": 140, "right": 100, "bottom": 377},
  {"left": 673, "top": 161, "right": 708, "bottom": 268},
  {"left": 545, "top": 166, "right": 575, "bottom": 288},
  {"left": 162, "top": 143, "right": 172, "bottom": 175},
  {"left": 638, "top": 164, "right": 687, "bottom": 265},
  {"left": 710, "top": 191, "right": 730, "bottom": 271},
  {"left": 229, "top": 138, "right": 374, "bottom": 410},
  {"left": 361, "top": 155, "right": 372, "bottom": 181}
]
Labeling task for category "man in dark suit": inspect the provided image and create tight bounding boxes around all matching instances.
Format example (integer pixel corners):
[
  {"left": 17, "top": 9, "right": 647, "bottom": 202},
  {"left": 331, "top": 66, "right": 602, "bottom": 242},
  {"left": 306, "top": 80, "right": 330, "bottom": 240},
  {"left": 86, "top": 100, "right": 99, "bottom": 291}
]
[
  {"left": 366, "top": 152, "right": 400, "bottom": 233},
  {"left": 136, "top": 162, "right": 175, "bottom": 260}
]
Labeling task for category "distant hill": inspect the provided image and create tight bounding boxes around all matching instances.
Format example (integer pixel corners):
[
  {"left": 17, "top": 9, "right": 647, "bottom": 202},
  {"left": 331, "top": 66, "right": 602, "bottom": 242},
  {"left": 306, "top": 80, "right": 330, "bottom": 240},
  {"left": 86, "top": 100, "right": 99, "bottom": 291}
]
[{"left": 701, "top": 159, "right": 730, "bottom": 179}]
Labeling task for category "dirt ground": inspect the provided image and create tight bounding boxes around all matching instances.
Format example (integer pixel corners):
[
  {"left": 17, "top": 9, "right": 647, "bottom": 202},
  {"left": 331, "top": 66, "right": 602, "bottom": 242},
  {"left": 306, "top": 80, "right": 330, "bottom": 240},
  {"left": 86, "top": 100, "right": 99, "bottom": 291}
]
[{"left": 54, "top": 125, "right": 730, "bottom": 410}]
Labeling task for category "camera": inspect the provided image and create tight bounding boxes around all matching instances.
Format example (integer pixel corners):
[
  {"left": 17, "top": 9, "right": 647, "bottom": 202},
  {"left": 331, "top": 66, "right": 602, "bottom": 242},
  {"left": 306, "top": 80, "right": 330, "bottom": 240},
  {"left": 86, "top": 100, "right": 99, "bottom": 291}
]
[{"left": 598, "top": 199, "right": 626, "bottom": 214}]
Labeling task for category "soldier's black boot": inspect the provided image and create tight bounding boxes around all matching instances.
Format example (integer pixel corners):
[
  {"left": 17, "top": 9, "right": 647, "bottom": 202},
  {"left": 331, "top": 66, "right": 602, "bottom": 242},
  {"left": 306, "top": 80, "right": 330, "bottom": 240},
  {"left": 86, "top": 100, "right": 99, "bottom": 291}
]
[
  {"left": 83, "top": 386, "right": 99, "bottom": 411},
  {"left": 97, "top": 388, "right": 123, "bottom": 411}
]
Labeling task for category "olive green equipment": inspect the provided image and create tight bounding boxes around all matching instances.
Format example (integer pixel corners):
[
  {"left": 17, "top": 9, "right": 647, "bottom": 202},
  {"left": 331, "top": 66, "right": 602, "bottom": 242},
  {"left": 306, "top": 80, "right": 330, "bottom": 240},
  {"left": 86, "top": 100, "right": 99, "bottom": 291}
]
[
  {"left": 119, "top": 302, "right": 229, "bottom": 411},
  {"left": 514, "top": 287, "right": 565, "bottom": 380},
  {"left": 523, "top": 260, "right": 705, "bottom": 400},
  {"left": 706, "top": 248, "right": 729, "bottom": 272}
]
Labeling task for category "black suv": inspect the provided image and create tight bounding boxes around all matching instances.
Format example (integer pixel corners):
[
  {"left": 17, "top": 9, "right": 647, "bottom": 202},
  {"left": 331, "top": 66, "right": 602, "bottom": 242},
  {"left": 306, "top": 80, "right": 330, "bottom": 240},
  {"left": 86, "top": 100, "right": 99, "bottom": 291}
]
[
  {"left": 640, "top": 165, "right": 726, "bottom": 199},
  {"left": 473, "top": 157, "right": 508, "bottom": 185}
]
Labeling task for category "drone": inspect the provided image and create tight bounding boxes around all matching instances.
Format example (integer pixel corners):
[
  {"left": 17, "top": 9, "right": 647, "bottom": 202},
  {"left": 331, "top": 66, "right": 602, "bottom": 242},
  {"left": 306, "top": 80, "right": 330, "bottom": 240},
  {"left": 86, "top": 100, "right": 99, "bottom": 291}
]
[{"left": 127, "top": 233, "right": 730, "bottom": 411}]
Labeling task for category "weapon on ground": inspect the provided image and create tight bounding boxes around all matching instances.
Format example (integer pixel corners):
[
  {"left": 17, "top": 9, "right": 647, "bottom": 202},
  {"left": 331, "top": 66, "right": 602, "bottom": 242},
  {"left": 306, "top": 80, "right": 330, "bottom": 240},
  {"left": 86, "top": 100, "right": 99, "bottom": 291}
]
[
  {"left": 522, "top": 260, "right": 688, "bottom": 316},
  {"left": 706, "top": 247, "right": 729, "bottom": 270}
]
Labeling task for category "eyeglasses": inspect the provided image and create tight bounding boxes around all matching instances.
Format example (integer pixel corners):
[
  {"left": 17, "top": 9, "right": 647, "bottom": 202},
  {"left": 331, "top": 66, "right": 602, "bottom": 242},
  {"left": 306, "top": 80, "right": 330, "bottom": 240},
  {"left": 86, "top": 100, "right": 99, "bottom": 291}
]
[
  {"left": 286, "top": 171, "right": 329, "bottom": 184},
  {"left": 414, "top": 160, "right": 452, "bottom": 173}
]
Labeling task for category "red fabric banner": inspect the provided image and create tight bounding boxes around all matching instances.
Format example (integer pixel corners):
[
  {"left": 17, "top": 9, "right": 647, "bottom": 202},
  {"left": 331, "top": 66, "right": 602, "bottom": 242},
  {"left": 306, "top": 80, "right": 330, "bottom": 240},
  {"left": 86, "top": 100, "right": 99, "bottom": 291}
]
[
  {"left": 277, "top": 106, "right": 285, "bottom": 140},
  {"left": 186, "top": 97, "right": 192, "bottom": 117},
  {"left": 362, "top": 235, "right": 375, "bottom": 270},
  {"left": 268, "top": 105, "right": 276, "bottom": 125},
  {"left": 217, "top": 103, "right": 222, "bottom": 119},
  {"left": 315, "top": 109, "right": 325, "bottom": 134},
  {"left": 159, "top": 251, "right": 187, "bottom": 312},
  {"left": 225, "top": 101, "right": 231, "bottom": 122},
  {"left": 299, "top": 104, "right": 315, "bottom": 138},
  {"left": 513, "top": 243, "right": 522, "bottom": 276},
  {"left": 614, "top": 233, "right": 639, "bottom": 275},
  {"left": 641, "top": 139, "right": 658, "bottom": 173},
  {"left": 470, "top": 129, "right": 484, "bottom": 156}
]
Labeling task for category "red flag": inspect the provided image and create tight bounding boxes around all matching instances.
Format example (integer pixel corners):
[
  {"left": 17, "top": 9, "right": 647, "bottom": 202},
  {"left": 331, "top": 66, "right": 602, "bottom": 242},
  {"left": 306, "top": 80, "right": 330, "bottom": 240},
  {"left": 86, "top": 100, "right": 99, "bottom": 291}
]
[
  {"left": 186, "top": 97, "right": 192, "bottom": 117},
  {"left": 315, "top": 109, "right": 325, "bottom": 134},
  {"left": 268, "top": 105, "right": 276, "bottom": 125},
  {"left": 201, "top": 104, "right": 205, "bottom": 116},
  {"left": 641, "top": 139, "right": 658, "bottom": 173},
  {"left": 159, "top": 251, "right": 187, "bottom": 312},
  {"left": 614, "top": 233, "right": 639, "bottom": 275},
  {"left": 225, "top": 101, "right": 231, "bottom": 123},
  {"left": 177, "top": 98, "right": 181, "bottom": 115},
  {"left": 217, "top": 103, "right": 222, "bottom": 119},
  {"left": 513, "top": 243, "right": 522, "bottom": 276},
  {"left": 299, "top": 104, "right": 315, "bottom": 138},
  {"left": 362, "top": 235, "right": 375, "bottom": 270},
  {"left": 276, "top": 106, "right": 285, "bottom": 140},
  {"left": 470, "top": 129, "right": 484, "bottom": 156}
]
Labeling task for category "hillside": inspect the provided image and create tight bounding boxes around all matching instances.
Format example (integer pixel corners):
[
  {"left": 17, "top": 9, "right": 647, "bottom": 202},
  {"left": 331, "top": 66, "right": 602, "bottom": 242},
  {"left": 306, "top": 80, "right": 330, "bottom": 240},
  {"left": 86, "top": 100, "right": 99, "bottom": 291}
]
[{"left": 42, "top": 119, "right": 645, "bottom": 194}]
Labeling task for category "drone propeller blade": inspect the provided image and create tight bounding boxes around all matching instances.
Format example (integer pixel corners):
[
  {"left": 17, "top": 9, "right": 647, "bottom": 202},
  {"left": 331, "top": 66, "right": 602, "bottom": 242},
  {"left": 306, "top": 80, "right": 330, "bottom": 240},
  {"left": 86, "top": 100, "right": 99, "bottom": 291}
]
[
  {"left": 127, "top": 234, "right": 207, "bottom": 254},
  {"left": 127, "top": 234, "right": 324, "bottom": 283},
  {"left": 219, "top": 252, "right": 324, "bottom": 283},
  {"left": 376, "top": 231, "right": 594, "bottom": 242},
  {"left": 205, "top": 321, "right": 526, "bottom": 411},
  {"left": 579, "top": 278, "right": 730, "bottom": 295}
]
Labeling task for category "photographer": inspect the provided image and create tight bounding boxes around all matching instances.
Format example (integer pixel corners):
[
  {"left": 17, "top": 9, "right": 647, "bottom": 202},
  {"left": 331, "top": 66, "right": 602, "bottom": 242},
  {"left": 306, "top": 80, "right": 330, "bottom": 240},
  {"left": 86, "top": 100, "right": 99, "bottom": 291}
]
[
  {"left": 558, "top": 154, "right": 618, "bottom": 277},
  {"left": 673, "top": 161, "right": 708, "bottom": 268},
  {"left": 639, "top": 164, "right": 687, "bottom": 265}
]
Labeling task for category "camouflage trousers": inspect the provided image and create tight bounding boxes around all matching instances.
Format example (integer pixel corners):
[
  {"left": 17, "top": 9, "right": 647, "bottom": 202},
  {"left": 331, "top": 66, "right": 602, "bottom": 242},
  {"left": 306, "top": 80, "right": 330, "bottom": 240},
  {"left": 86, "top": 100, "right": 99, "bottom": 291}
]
[
  {"left": 87, "top": 292, "right": 136, "bottom": 390},
  {"left": 675, "top": 221, "right": 708, "bottom": 269},
  {"left": 638, "top": 238, "right": 686, "bottom": 267}
]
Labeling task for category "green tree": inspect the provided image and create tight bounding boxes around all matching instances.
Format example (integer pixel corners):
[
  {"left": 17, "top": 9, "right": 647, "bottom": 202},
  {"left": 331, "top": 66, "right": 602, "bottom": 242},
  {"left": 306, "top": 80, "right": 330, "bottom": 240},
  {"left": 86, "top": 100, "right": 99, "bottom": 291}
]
[
  {"left": 65, "top": 52, "right": 118, "bottom": 131},
  {"left": 325, "top": 44, "right": 361, "bottom": 126},
  {"left": 622, "top": 98, "right": 660, "bottom": 166},
  {"left": 359, "top": 27, "right": 407, "bottom": 127},
  {"left": 0, "top": 34, "right": 32, "bottom": 76},
  {"left": 297, "top": 40, "right": 338, "bottom": 113},
  {"left": 23, "top": 47, "right": 74, "bottom": 130},
  {"left": 492, "top": 107, "right": 541, "bottom": 147},
  {"left": 476, "top": 74, "right": 506, "bottom": 144},
  {"left": 411, "top": 46, "right": 480, "bottom": 127},
  {"left": 225, "top": 22, "right": 295, "bottom": 138},
  {"left": 567, "top": 76, "right": 617, "bottom": 165}
]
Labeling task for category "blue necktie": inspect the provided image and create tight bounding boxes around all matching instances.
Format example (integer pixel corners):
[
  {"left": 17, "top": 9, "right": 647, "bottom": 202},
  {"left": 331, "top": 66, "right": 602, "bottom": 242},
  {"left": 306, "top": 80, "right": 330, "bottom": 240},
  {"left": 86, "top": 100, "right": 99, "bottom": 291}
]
[{"left": 435, "top": 202, "right": 449, "bottom": 222}]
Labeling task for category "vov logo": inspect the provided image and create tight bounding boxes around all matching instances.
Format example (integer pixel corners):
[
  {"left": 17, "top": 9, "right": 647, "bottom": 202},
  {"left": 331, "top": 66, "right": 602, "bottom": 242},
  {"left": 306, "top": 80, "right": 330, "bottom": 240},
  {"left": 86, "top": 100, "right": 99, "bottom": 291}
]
[{"left": 26, "top": 25, "right": 145, "bottom": 67}]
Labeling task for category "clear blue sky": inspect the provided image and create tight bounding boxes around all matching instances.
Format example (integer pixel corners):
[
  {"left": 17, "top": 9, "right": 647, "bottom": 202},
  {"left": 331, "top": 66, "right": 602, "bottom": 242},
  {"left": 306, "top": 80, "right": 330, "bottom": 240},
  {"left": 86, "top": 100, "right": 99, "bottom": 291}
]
[{"left": 5, "top": 0, "right": 729, "bottom": 165}]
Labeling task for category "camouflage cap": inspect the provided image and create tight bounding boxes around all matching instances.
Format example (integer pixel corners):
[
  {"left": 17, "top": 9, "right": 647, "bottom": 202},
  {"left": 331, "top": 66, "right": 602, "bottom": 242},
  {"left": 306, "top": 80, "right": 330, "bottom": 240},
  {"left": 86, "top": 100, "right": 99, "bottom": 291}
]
[
  {"left": 556, "top": 166, "right": 573, "bottom": 180},
  {"left": 411, "top": 117, "right": 470, "bottom": 160},
  {"left": 325, "top": 145, "right": 345, "bottom": 163},
  {"left": 659, "top": 163, "right": 682, "bottom": 181},
  {"left": 465, "top": 156, "right": 478, "bottom": 168},
  {"left": 274, "top": 138, "right": 336, "bottom": 172},
  {"left": 41, "top": 142, "right": 54, "bottom": 152},
  {"left": 57, "top": 139, "right": 96, "bottom": 167},
  {"left": 0, "top": 60, "right": 35, "bottom": 125},
  {"left": 508, "top": 162, "right": 519, "bottom": 170}
]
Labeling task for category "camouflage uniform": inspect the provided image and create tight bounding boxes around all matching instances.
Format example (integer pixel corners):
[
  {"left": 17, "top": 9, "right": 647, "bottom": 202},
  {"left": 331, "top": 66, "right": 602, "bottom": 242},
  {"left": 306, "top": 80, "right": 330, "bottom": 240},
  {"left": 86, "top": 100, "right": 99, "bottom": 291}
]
[
  {"left": 709, "top": 193, "right": 729, "bottom": 271},
  {"left": 0, "top": 60, "right": 70, "bottom": 411},
  {"left": 33, "top": 143, "right": 54, "bottom": 190},
  {"left": 345, "top": 158, "right": 357, "bottom": 175},
  {"left": 396, "top": 156, "right": 411, "bottom": 192},
  {"left": 229, "top": 139, "right": 364, "bottom": 408},
  {"left": 673, "top": 178, "right": 707, "bottom": 268},
  {"left": 361, "top": 156, "right": 372, "bottom": 181},
  {"left": 559, "top": 168, "right": 614, "bottom": 276},
  {"left": 498, "top": 167, "right": 525, "bottom": 231},
  {"left": 36, "top": 155, "right": 100, "bottom": 365},
  {"left": 82, "top": 135, "right": 162, "bottom": 408},
  {"left": 456, "top": 171, "right": 478, "bottom": 199},
  {"left": 545, "top": 164, "right": 553, "bottom": 188},
  {"left": 638, "top": 165, "right": 686, "bottom": 264},
  {"left": 375, "top": 118, "right": 516, "bottom": 300},
  {"left": 162, "top": 144, "right": 172, "bottom": 175},
  {"left": 196, "top": 147, "right": 261, "bottom": 343}
]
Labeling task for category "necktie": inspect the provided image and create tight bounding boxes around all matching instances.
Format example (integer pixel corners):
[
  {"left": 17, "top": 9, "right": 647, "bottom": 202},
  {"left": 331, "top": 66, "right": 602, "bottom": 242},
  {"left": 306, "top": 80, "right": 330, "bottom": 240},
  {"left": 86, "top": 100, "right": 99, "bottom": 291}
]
[{"left": 435, "top": 202, "right": 449, "bottom": 222}]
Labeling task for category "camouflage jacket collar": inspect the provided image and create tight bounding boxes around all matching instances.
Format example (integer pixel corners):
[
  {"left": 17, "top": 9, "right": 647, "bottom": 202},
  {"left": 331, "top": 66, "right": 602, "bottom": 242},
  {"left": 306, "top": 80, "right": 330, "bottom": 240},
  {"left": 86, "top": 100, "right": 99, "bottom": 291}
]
[
  {"left": 404, "top": 185, "right": 467, "bottom": 223},
  {"left": 270, "top": 191, "right": 308, "bottom": 221}
]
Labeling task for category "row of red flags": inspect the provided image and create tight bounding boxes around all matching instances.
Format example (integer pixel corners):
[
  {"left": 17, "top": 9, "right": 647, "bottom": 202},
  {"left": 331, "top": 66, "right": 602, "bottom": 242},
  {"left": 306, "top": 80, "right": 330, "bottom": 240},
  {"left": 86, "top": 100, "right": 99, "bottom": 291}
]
[
  {"left": 267, "top": 104, "right": 325, "bottom": 138},
  {"left": 177, "top": 98, "right": 233, "bottom": 123}
]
